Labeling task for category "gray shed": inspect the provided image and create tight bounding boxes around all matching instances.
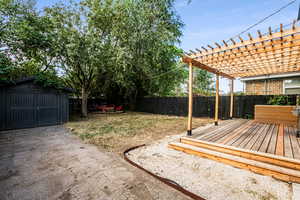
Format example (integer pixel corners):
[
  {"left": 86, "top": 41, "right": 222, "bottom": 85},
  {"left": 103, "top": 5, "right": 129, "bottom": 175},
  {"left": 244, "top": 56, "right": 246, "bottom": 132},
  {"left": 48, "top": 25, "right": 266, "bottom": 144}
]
[{"left": 0, "top": 77, "right": 71, "bottom": 131}]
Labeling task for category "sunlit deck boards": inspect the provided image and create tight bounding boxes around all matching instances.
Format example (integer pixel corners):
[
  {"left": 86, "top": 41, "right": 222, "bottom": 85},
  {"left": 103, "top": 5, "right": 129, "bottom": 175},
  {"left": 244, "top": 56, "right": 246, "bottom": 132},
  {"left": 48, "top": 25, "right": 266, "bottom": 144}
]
[{"left": 193, "top": 120, "right": 300, "bottom": 160}]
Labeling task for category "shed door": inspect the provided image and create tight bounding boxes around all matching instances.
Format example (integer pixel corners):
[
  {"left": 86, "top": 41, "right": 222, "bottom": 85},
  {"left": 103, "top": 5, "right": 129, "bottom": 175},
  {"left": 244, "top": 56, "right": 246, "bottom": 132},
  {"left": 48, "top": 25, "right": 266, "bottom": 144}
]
[
  {"left": 6, "top": 93, "right": 37, "bottom": 129},
  {"left": 37, "top": 93, "right": 60, "bottom": 126},
  {"left": 5, "top": 91, "right": 61, "bottom": 130}
]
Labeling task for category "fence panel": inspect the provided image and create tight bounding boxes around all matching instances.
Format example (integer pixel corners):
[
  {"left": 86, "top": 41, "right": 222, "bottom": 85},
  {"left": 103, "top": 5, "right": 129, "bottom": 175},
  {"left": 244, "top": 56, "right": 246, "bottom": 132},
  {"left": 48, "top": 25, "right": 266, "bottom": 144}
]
[{"left": 134, "top": 95, "right": 297, "bottom": 119}]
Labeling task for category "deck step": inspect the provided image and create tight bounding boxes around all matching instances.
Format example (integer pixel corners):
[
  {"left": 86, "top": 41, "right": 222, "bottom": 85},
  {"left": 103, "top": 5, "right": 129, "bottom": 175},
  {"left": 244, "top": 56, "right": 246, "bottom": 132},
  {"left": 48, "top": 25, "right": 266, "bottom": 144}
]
[
  {"left": 168, "top": 142, "right": 300, "bottom": 183},
  {"left": 180, "top": 137, "right": 300, "bottom": 171}
]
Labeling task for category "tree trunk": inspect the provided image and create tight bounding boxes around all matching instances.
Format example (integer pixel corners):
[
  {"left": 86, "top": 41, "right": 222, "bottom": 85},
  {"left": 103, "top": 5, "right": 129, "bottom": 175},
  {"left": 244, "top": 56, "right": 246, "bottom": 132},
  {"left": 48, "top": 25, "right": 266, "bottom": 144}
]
[
  {"left": 128, "top": 91, "right": 138, "bottom": 110},
  {"left": 81, "top": 87, "right": 88, "bottom": 117}
]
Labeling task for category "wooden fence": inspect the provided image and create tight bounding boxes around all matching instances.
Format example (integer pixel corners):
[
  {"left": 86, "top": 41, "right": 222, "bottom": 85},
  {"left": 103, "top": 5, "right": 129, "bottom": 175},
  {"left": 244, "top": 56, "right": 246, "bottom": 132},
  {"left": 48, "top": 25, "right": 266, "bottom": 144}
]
[{"left": 134, "top": 95, "right": 297, "bottom": 119}]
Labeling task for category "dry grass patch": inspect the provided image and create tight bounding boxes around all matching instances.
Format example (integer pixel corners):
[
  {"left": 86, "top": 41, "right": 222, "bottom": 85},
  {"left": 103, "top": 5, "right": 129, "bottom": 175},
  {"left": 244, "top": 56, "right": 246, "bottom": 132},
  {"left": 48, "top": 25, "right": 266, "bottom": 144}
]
[{"left": 65, "top": 112, "right": 213, "bottom": 154}]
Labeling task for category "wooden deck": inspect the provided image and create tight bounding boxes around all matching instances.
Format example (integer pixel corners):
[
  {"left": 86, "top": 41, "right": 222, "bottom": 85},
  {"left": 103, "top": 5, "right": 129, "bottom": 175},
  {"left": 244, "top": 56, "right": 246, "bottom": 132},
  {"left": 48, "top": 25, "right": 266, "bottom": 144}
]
[
  {"left": 191, "top": 119, "right": 300, "bottom": 160},
  {"left": 169, "top": 119, "right": 300, "bottom": 183}
]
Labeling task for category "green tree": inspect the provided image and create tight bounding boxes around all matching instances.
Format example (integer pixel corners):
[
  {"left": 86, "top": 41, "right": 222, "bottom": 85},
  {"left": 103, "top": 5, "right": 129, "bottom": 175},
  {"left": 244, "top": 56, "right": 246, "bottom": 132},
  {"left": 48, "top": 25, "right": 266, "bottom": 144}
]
[
  {"left": 0, "top": 0, "right": 60, "bottom": 83},
  {"left": 1, "top": 0, "right": 186, "bottom": 115},
  {"left": 0, "top": 52, "right": 14, "bottom": 81},
  {"left": 194, "top": 68, "right": 214, "bottom": 96},
  {"left": 45, "top": 1, "right": 114, "bottom": 117},
  {"left": 87, "top": 0, "right": 185, "bottom": 106}
]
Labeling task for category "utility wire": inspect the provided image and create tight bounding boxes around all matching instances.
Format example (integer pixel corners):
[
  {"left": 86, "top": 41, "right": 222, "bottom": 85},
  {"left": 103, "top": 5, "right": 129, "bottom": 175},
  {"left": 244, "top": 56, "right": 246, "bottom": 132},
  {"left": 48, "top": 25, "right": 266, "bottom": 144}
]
[
  {"left": 228, "top": 0, "right": 297, "bottom": 42},
  {"left": 153, "top": 0, "right": 298, "bottom": 80},
  {"left": 146, "top": 65, "right": 182, "bottom": 80}
]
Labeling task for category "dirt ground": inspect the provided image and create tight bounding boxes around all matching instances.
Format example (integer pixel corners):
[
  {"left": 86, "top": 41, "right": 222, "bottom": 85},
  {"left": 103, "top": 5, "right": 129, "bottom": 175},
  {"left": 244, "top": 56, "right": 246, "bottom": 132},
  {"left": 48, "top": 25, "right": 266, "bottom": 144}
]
[
  {"left": 66, "top": 112, "right": 213, "bottom": 154},
  {"left": 0, "top": 126, "right": 191, "bottom": 200},
  {"left": 128, "top": 124, "right": 295, "bottom": 200}
]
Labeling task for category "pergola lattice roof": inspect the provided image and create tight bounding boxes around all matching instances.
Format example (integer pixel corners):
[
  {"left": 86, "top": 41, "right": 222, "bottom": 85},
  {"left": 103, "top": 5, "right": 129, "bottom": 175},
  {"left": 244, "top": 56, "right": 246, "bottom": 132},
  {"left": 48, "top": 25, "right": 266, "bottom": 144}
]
[{"left": 182, "top": 22, "right": 300, "bottom": 79}]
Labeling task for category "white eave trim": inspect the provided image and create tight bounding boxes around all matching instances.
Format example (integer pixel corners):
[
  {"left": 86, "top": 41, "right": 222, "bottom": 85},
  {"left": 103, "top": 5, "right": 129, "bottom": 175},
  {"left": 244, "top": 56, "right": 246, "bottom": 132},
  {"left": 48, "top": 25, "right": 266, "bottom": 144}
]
[{"left": 240, "top": 72, "right": 300, "bottom": 81}]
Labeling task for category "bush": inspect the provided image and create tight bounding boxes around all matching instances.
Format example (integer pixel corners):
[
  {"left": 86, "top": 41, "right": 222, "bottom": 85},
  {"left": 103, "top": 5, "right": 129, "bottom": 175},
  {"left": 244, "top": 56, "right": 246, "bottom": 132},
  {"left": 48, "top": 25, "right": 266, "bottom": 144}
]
[{"left": 267, "top": 95, "right": 292, "bottom": 105}]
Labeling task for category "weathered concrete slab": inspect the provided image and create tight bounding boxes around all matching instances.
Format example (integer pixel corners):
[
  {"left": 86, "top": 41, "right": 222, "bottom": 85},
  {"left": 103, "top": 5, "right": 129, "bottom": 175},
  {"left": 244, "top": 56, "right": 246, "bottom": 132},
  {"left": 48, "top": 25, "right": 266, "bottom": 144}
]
[{"left": 0, "top": 126, "right": 190, "bottom": 200}]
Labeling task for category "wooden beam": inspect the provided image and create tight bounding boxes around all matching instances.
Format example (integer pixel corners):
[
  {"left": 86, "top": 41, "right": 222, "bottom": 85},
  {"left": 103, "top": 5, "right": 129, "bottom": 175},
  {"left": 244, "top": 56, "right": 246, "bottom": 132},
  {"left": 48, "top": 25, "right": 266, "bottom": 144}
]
[
  {"left": 238, "top": 36, "right": 244, "bottom": 43},
  {"left": 190, "top": 50, "right": 197, "bottom": 54},
  {"left": 195, "top": 35, "right": 300, "bottom": 71},
  {"left": 182, "top": 56, "right": 235, "bottom": 79},
  {"left": 194, "top": 36, "right": 300, "bottom": 69},
  {"left": 195, "top": 48, "right": 202, "bottom": 53},
  {"left": 187, "top": 61, "right": 193, "bottom": 136},
  {"left": 268, "top": 27, "right": 272, "bottom": 36},
  {"left": 230, "top": 38, "right": 236, "bottom": 45},
  {"left": 248, "top": 33, "right": 253, "bottom": 41},
  {"left": 230, "top": 79, "right": 234, "bottom": 119},
  {"left": 208, "top": 45, "right": 214, "bottom": 50},
  {"left": 257, "top": 30, "right": 262, "bottom": 38},
  {"left": 182, "top": 22, "right": 300, "bottom": 79},
  {"left": 293, "top": 20, "right": 296, "bottom": 30},
  {"left": 215, "top": 75, "right": 219, "bottom": 126},
  {"left": 169, "top": 142, "right": 300, "bottom": 183},
  {"left": 180, "top": 137, "right": 300, "bottom": 171},
  {"left": 215, "top": 42, "right": 221, "bottom": 48},
  {"left": 190, "top": 25, "right": 300, "bottom": 59}
]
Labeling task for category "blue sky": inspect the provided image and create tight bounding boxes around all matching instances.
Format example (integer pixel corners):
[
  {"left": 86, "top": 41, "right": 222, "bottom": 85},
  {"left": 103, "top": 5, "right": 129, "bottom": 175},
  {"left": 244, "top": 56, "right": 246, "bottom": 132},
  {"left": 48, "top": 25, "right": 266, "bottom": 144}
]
[{"left": 36, "top": 0, "right": 300, "bottom": 93}]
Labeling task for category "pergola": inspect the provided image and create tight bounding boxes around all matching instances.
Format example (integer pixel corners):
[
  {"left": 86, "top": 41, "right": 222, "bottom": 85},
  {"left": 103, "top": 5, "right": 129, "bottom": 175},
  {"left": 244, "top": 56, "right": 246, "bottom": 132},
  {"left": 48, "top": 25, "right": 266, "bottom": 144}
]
[{"left": 183, "top": 21, "right": 300, "bottom": 136}]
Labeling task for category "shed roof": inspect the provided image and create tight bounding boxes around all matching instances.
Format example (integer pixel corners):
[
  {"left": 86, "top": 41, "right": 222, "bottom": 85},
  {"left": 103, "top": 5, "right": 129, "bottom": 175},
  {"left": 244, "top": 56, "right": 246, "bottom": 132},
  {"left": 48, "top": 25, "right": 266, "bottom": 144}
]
[
  {"left": 0, "top": 76, "right": 74, "bottom": 93},
  {"left": 182, "top": 22, "right": 300, "bottom": 79}
]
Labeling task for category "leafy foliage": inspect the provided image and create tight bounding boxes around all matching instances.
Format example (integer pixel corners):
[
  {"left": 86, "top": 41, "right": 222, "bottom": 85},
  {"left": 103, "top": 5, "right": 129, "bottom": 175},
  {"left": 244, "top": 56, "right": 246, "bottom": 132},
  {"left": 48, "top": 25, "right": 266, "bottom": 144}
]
[
  {"left": 194, "top": 68, "right": 214, "bottom": 96},
  {"left": 86, "top": 0, "right": 185, "bottom": 103},
  {"left": 268, "top": 95, "right": 292, "bottom": 105},
  {"left": 0, "top": 52, "right": 14, "bottom": 81},
  {"left": 1, "top": 0, "right": 190, "bottom": 115},
  {"left": 0, "top": 0, "right": 63, "bottom": 88}
]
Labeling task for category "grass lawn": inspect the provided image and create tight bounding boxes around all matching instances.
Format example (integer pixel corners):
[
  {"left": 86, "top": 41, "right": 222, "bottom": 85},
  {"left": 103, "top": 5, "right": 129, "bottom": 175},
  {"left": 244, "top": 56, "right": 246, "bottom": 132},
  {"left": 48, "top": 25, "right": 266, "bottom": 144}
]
[{"left": 65, "top": 112, "right": 213, "bottom": 154}]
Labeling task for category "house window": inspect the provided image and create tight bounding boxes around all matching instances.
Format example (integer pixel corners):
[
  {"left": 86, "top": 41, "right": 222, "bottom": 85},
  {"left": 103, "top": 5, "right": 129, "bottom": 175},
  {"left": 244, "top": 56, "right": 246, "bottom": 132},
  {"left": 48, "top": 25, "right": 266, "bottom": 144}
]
[{"left": 284, "top": 78, "right": 300, "bottom": 94}]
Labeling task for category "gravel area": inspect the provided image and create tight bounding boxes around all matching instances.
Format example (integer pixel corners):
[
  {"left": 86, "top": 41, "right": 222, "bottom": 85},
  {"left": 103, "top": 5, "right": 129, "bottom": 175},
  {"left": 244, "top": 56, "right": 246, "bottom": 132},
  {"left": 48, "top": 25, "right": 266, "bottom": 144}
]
[{"left": 128, "top": 126, "right": 294, "bottom": 200}]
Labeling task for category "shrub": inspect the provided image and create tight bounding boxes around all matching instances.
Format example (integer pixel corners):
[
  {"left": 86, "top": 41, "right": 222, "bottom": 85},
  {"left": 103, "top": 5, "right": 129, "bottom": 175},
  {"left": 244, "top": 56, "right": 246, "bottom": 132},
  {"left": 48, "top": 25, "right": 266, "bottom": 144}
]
[{"left": 267, "top": 95, "right": 292, "bottom": 105}]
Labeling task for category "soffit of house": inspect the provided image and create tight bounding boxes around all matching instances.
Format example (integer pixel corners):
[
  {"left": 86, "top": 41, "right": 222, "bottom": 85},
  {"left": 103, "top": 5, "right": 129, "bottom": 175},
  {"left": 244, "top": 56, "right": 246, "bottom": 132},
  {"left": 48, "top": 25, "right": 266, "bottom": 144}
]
[
  {"left": 240, "top": 71, "right": 300, "bottom": 81},
  {"left": 182, "top": 22, "right": 300, "bottom": 79}
]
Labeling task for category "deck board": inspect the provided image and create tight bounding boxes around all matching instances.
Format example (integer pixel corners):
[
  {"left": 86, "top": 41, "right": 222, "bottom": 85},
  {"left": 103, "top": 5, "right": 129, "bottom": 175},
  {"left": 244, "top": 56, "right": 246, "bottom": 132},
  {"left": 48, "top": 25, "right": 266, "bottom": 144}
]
[
  {"left": 206, "top": 120, "right": 247, "bottom": 142},
  {"left": 226, "top": 123, "right": 260, "bottom": 146},
  {"left": 233, "top": 123, "right": 263, "bottom": 148},
  {"left": 267, "top": 125, "right": 278, "bottom": 154},
  {"left": 198, "top": 120, "right": 244, "bottom": 141},
  {"left": 191, "top": 120, "right": 233, "bottom": 138},
  {"left": 289, "top": 127, "right": 300, "bottom": 159},
  {"left": 258, "top": 124, "right": 274, "bottom": 153},
  {"left": 194, "top": 119, "right": 300, "bottom": 161},
  {"left": 218, "top": 121, "right": 254, "bottom": 144},
  {"left": 276, "top": 124, "right": 284, "bottom": 156},
  {"left": 245, "top": 124, "right": 270, "bottom": 151},
  {"left": 196, "top": 121, "right": 235, "bottom": 140},
  {"left": 284, "top": 126, "right": 294, "bottom": 158},
  {"left": 251, "top": 123, "right": 270, "bottom": 151}
]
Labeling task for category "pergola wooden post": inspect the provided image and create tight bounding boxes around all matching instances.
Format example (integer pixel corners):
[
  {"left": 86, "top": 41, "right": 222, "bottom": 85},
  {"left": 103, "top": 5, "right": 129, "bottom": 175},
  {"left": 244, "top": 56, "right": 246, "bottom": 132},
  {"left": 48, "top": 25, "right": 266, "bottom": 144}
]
[
  {"left": 187, "top": 61, "right": 193, "bottom": 136},
  {"left": 230, "top": 79, "right": 234, "bottom": 119},
  {"left": 214, "top": 75, "right": 219, "bottom": 126}
]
